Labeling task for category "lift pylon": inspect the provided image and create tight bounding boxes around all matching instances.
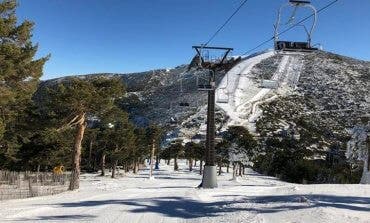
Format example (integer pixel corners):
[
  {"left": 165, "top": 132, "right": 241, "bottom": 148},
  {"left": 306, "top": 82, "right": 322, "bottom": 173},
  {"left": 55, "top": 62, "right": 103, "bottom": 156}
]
[{"left": 190, "top": 45, "right": 233, "bottom": 189}]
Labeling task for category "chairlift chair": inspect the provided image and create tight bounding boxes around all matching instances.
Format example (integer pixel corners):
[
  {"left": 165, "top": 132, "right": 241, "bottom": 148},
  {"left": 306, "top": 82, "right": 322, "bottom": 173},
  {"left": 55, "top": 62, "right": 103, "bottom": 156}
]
[
  {"left": 274, "top": 0, "right": 318, "bottom": 52},
  {"left": 216, "top": 70, "right": 230, "bottom": 103},
  {"left": 198, "top": 84, "right": 214, "bottom": 91},
  {"left": 178, "top": 77, "right": 191, "bottom": 107},
  {"left": 179, "top": 102, "right": 190, "bottom": 107},
  {"left": 169, "top": 117, "right": 178, "bottom": 125},
  {"left": 216, "top": 89, "right": 229, "bottom": 103}
]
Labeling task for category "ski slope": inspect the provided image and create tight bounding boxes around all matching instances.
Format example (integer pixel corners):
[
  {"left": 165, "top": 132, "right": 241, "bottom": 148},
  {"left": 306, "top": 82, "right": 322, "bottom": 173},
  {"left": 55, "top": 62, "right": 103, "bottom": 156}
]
[
  {"left": 216, "top": 51, "right": 305, "bottom": 132},
  {"left": 1, "top": 161, "right": 369, "bottom": 223}
]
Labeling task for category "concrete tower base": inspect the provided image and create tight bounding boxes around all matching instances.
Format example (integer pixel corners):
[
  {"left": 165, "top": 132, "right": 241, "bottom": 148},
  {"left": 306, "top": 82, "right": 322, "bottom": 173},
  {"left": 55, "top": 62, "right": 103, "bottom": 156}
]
[{"left": 202, "top": 166, "right": 218, "bottom": 188}]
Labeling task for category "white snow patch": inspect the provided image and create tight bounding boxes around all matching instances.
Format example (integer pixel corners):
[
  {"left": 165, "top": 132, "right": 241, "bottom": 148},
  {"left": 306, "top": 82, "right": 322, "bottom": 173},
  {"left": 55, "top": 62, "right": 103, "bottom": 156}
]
[
  {"left": 216, "top": 51, "right": 305, "bottom": 132},
  {"left": 1, "top": 161, "right": 369, "bottom": 223}
]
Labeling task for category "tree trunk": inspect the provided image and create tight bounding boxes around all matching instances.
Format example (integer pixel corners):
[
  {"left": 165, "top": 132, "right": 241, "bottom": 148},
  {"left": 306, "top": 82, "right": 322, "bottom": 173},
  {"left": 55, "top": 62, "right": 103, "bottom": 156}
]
[
  {"left": 360, "top": 139, "right": 370, "bottom": 184},
  {"left": 218, "top": 163, "right": 222, "bottom": 176},
  {"left": 100, "top": 153, "right": 106, "bottom": 176},
  {"left": 368, "top": 139, "right": 370, "bottom": 171},
  {"left": 227, "top": 164, "right": 229, "bottom": 173},
  {"left": 174, "top": 157, "right": 179, "bottom": 171},
  {"left": 36, "top": 165, "right": 40, "bottom": 183},
  {"left": 199, "top": 160, "right": 203, "bottom": 175},
  {"left": 69, "top": 114, "right": 87, "bottom": 191},
  {"left": 88, "top": 138, "right": 93, "bottom": 171},
  {"left": 239, "top": 164, "right": 243, "bottom": 177},
  {"left": 93, "top": 156, "right": 97, "bottom": 172},
  {"left": 111, "top": 159, "right": 118, "bottom": 178},
  {"left": 189, "top": 158, "right": 193, "bottom": 171},
  {"left": 133, "top": 158, "right": 139, "bottom": 174},
  {"left": 194, "top": 160, "right": 197, "bottom": 167},
  {"left": 232, "top": 163, "right": 237, "bottom": 180},
  {"left": 167, "top": 159, "right": 170, "bottom": 165},
  {"left": 155, "top": 156, "right": 159, "bottom": 169},
  {"left": 149, "top": 139, "right": 156, "bottom": 179}
]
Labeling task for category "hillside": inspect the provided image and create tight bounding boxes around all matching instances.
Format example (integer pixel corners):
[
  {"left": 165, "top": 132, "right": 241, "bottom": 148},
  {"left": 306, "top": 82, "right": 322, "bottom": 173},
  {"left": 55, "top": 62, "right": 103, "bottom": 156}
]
[
  {"left": 38, "top": 49, "right": 370, "bottom": 157},
  {"left": 256, "top": 51, "right": 369, "bottom": 154}
]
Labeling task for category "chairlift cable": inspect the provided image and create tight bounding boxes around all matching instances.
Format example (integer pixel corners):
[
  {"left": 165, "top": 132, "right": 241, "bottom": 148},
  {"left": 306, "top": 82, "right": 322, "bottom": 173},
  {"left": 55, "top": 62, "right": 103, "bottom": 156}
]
[
  {"left": 204, "top": 0, "right": 250, "bottom": 46},
  {"left": 241, "top": 0, "right": 339, "bottom": 56}
]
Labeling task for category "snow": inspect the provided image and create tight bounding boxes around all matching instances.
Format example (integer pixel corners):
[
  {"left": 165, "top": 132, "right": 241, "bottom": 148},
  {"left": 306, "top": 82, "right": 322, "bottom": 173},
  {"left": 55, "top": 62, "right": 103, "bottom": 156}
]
[
  {"left": 216, "top": 51, "right": 305, "bottom": 132},
  {"left": 1, "top": 161, "right": 369, "bottom": 223}
]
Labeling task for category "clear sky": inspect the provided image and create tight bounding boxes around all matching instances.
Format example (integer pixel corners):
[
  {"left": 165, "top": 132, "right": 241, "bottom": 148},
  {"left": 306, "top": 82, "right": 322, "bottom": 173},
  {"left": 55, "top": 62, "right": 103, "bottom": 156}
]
[{"left": 16, "top": 0, "right": 370, "bottom": 80}]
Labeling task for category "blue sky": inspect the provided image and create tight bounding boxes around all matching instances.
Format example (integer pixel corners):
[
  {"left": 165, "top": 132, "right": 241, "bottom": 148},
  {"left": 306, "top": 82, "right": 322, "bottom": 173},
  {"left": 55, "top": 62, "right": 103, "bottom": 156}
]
[{"left": 17, "top": 0, "right": 370, "bottom": 80}]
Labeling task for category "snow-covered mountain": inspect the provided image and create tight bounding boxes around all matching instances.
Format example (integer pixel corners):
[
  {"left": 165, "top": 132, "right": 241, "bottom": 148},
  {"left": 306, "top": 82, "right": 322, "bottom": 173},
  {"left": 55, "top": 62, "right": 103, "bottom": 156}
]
[{"left": 40, "top": 50, "right": 370, "bottom": 150}]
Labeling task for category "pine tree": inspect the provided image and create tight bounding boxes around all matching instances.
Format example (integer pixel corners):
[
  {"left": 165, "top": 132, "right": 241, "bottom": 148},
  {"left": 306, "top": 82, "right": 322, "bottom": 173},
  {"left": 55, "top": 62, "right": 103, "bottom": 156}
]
[
  {"left": 184, "top": 142, "right": 202, "bottom": 172},
  {"left": 222, "top": 126, "right": 258, "bottom": 178},
  {"left": 99, "top": 108, "right": 135, "bottom": 178},
  {"left": 44, "top": 77, "right": 125, "bottom": 190},
  {"left": 167, "top": 140, "right": 184, "bottom": 171},
  {"left": 0, "top": 0, "right": 48, "bottom": 167},
  {"left": 146, "top": 125, "right": 162, "bottom": 178}
]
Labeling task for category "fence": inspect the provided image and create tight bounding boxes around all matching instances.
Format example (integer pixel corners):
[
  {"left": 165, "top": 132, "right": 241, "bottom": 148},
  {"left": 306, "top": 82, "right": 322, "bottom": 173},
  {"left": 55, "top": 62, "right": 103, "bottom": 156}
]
[{"left": 0, "top": 170, "right": 71, "bottom": 200}]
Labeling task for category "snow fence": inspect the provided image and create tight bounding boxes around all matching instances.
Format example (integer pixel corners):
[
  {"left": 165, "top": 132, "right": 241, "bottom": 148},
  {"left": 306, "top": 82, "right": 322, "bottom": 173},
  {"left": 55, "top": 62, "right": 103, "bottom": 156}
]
[{"left": 0, "top": 170, "right": 71, "bottom": 200}]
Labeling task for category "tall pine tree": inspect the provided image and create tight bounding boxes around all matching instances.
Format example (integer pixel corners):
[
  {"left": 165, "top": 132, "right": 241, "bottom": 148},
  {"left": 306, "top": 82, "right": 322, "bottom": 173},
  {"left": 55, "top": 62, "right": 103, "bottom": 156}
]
[
  {"left": 0, "top": 0, "right": 48, "bottom": 167},
  {"left": 45, "top": 77, "right": 125, "bottom": 190}
]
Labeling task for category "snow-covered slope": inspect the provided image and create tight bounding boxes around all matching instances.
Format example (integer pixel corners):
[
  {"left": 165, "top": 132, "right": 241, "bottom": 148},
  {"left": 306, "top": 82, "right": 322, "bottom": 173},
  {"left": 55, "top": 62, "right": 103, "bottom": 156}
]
[
  {"left": 215, "top": 51, "right": 307, "bottom": 133},
  {"left": 1, "top": 161, "right": 369, "bottom": 223},
  {"left": 256, "top": 51, "right": 369, "bottom": 151}
]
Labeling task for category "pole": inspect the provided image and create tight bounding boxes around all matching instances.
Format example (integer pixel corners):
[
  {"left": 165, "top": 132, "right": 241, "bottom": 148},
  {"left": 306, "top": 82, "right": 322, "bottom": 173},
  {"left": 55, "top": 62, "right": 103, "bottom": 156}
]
[{"left": 202, "top": 69, "right": 218, "bottom": 188}]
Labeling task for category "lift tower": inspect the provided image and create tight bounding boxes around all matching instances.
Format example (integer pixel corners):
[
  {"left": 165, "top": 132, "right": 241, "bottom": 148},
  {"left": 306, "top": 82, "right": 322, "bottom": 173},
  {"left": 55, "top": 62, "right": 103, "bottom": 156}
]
[{"left": 190, "top": 45, "right": 233, "bottom": 188}]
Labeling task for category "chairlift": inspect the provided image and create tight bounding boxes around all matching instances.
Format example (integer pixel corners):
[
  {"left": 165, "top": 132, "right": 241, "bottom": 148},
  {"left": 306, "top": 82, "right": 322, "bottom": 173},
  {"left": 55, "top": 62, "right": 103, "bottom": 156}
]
[
  {"left": 216, "top": 89, "right": 229, "bottom": 103},
  {"left": 274, "top": 0, "right": 318, "bottom": 52},
  {"left": 178, "top": 77, "right": 191, "bottom": 107},
  {"left": 179, "top": 102, "right": 190, "bottom": 107},
  {"left": 198, "top": 84, "right": 214, "bottom": 91},
  {"left": 169, "top": 117, "right": 178, "bottom": 125},
  {"left": 196, "top": 69, "right": 215, "bottom": 91},
  {"left": 190, "top": 45, "right": 233, "bottom": 70},
  {"left": 216, "top": 70, "right": 230, "bottom": 103}
]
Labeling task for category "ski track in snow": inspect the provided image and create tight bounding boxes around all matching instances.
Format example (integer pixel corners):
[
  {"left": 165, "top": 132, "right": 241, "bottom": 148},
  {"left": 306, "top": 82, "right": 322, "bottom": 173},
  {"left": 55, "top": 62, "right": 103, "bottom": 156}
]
[
  {"left": 216, "top": 51, "right": 305, "bottom": 132},
  {"left": 1, "top": 160, "right": 369, "bottom": 223}
]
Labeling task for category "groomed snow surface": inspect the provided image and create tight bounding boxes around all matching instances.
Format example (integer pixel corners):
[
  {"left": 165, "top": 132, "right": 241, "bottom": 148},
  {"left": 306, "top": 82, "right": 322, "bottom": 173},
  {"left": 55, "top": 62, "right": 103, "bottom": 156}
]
[
  {"left": 215, "top": 50, "right": 305, "bottom": 132},
  {"left": 1, "top": 160, "right": 369, "bottom": 223}
]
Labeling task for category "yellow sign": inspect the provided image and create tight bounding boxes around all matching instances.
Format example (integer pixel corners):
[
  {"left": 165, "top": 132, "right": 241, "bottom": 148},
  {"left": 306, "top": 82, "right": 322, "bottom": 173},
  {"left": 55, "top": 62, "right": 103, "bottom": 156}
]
[{"left": 53, "top": 165, "right": 64, "bottom": 175}]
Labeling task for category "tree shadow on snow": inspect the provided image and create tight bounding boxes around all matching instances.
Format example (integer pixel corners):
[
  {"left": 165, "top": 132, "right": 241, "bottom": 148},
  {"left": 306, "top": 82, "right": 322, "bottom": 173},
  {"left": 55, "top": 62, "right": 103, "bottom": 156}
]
[
  {"left": 13, "top": 214, "right": 95, "bottom": 222},
  {"left": 244, "top": 194, "right": 370, "bottom": 212},
  {"left": 51, "top": 194, "right": 370, "bottom": 219},
  {"left": 56, "top": 197, "right": 240, "bottom": 219}
]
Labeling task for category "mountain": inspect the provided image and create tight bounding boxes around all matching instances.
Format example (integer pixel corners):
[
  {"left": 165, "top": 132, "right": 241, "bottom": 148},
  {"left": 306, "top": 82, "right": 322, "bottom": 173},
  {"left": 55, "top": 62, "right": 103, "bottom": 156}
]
[{"left": 38, "top": 50, "right": 370, "bottom": 150}]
